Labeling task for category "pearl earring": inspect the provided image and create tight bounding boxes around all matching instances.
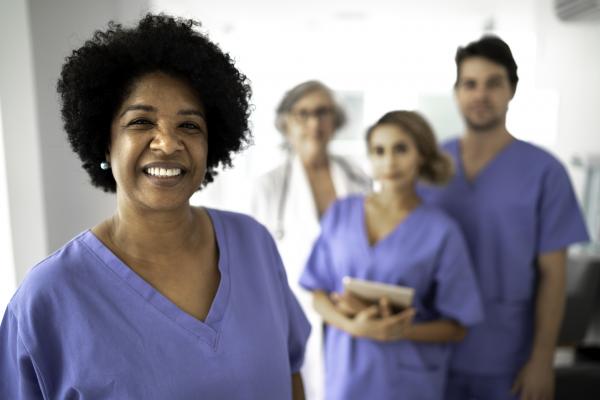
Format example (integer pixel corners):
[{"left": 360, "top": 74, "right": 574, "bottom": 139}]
[{"left": 100, "top": 161, "right": 110, "bottom": 170}]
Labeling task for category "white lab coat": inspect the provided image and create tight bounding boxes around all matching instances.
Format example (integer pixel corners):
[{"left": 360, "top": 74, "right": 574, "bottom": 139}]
[{"left": 251, "top": 154, "right": 371, "bottom": 400}]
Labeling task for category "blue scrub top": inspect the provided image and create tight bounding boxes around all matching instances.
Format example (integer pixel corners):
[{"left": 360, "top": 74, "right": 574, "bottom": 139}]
[
  {"left": 300, "top": 195, "right": 483, "bottom": 400},
  {"left": 0, "top": 209, "right": 310, "bottom": 399},
  {"left": 419, "top": 138, "right": 589, "bottom": 376}
]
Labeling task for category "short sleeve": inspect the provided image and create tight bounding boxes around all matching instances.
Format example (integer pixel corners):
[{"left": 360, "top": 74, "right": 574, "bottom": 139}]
[
  {"left": 434, "top": 224, "right": 484, "bottom": 327},
  {"left": 298, "top": 235, "right": 337, "bottom": 293},
  {"left": 299, "top": 203, "right": 340, "bottom": 293},
  {"left": 537, "top": 162, "right": 589, "bottom": 253},
  {"left": 267, "top": 234, "right": 311, "bottom": 374},
  {"left": 0, "top": 308, "right": 46, "bottom": 399},
  {"left": 279, "top": 270, "right": 311, "bottom": 373}
]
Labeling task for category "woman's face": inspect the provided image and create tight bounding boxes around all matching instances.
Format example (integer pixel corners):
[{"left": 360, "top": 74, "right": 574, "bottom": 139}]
[
  {"left": 284, "top": 89, "right": 336, "bottom": 158},
  {"left": 108, "top": 71, "right": 208, "bottom": 212},
  {"left": 368, "top": 123, "right": 422, "bottom": 191}
]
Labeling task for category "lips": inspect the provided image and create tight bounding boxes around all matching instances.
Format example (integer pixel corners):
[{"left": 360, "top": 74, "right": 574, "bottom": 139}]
[{"left": 469, "top": 102, "right": 493, "bottom": 113}]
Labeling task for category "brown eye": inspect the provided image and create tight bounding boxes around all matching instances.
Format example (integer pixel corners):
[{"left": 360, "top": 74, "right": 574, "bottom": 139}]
[
  {"left": 373, "top": 146, "right": 385, "bottom": 156},
  {"left": 394, "top": 143, "right": 408, "bottom": 153},
  {"left": 127, "top": 118, "right": 153, "bottom": 127},
  {"left": 488, "top": 79, "right": 503, "bottom": 88},
  {"left": 180, "top": 122, "right": 199, "bottom": 130}
]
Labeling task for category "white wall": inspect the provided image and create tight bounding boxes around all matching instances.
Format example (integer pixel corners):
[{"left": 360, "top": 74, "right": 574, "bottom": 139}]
[
  {"left": 534, "top": 0, "right": 600, "bottom": 196},
  {"left": 0, "top": 99, "right": 17, "bottom": 313},
  {"left": 0, "top": 0, "right": 48, "bottom": 295}
]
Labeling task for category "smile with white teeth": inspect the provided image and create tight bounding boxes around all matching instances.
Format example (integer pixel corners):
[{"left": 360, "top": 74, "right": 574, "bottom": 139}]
[{"left": 146, "top": 167, "right": 182, "bottom": 177}]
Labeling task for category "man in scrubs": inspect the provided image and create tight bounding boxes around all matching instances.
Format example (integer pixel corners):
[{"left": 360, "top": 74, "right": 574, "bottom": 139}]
[{"left": 419, "top": 36, "right": 589, "bottom": 400}]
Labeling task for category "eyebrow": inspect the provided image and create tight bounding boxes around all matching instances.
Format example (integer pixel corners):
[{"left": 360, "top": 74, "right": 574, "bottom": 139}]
[
  {"left": 119, "top": 104, "right": 155, "bottom": 117},
  {"left": 119, "top": 104, "right": 206, "bottom": 120},
  {"left": 461, "top": 73, "right": 506, "bottom": 82},
  {"left": 178, "top": 109, "right": 206, "bottom": 119}
]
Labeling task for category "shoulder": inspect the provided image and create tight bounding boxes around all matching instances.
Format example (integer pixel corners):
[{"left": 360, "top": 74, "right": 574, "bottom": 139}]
[
  {"left": 509, "top": 141, "right": 573, "bottom": 186},
  {"left": 206, "top": 208, "right": 280, "bottom": 259},
  {"left": 513, "top": 140, "right": 559, "bottom": 163},
  {"left": 512, "top": 140, "right": 566, "bottom": 170},
  {"left": 207, "top": 208, "right": 271, "bottom": 239},
  {"left": 321, "top": 195, "right": 363, "bottom": 229},
  {"left": 440, "top": 137, "right": 460, "bottom": 152},
  {"left": 417, "top": 205, "right": 464, "bottom": 237},
  {"left": 331, "top": 194, "right": 363, "bottom": 214},
  {"left": 8, "top": 231, "right": 93, "bottom": 320},
  {"left": 205, "top": 208, "right": 288, "bottom": 280}
]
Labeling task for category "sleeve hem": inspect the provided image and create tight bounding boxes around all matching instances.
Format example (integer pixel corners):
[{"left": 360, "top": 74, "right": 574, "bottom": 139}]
[{"left": 538, "top": 235, "right": 590, "bottom": 254}]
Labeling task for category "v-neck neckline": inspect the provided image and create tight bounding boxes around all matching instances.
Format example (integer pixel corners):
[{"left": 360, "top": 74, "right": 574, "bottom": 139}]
[
  {"left": 360, "top": 197, "right": 421, "bottom": 250},
  {"left": 81, "top": 208, "right": 230, "bottom": 349},
  {"left": 455, "top": 137, "right": 518, "bottom": 187}
]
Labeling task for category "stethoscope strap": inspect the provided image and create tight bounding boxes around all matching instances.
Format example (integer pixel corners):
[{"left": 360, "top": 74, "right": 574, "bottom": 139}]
[{"left": 275, "top": 155, "right": 293, "bottom": 240}]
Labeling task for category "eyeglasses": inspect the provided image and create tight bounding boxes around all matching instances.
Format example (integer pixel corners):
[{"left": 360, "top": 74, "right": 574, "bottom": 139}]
[{"left": 289, "top": 107, "right": 335, "bottom": 124}]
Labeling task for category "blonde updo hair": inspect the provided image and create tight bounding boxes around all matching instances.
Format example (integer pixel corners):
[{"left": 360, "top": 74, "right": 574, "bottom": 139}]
[{"left": 366, "top": 110, "right": 454, "bottom": 185}]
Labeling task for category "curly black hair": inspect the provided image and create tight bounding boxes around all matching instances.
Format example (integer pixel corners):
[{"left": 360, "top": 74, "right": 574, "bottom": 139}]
[{"left": 57, "top": 14, "right": 252, "bottom": 192}]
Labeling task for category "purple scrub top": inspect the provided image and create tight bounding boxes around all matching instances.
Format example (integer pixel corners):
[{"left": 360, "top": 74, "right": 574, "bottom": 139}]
[
  {"left": 300, "top": 195, "right": 483, "bottom": 400},
  {"left": 419, "top": 138, "right": 589, "bottom": 376},
  {"left": 0, "top": 209, "right": 310, "bottom": 399}
]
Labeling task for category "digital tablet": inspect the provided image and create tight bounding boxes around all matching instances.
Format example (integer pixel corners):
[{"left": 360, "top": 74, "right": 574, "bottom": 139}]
[{"left": 342, "top": 277, "right": 414, "bottom": 309}]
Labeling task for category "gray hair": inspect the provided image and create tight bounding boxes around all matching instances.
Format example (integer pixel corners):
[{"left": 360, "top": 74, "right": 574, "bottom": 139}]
[{"left": 274, "top": 80, "right": 346, "bottom": 134}]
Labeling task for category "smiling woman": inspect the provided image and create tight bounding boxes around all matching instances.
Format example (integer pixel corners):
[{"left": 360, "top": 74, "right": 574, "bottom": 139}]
[
  {"left": 0, "top": 14, "right": 310, "bottom": 400},
  {"left": 108, "top": 72, "right": 209, "bottom": 212}
]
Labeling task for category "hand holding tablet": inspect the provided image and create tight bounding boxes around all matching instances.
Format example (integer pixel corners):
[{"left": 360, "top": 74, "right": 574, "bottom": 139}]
[{"left": 342, "top": 277, "right": 415, "bottom": 310}]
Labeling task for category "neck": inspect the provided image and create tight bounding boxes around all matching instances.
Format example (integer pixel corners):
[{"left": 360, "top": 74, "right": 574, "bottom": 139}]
[
  {"left": 462, "top": 127, "right": 514, "bottom": 158},
  {"left": 298, "top": 150, "right": 329, "bottom": 170},
  {"left": 375, "top": 184, "right": 421, "bottom": 212},
  {"left": 108, "top": 202, "right": 201, "bottom": 259}
]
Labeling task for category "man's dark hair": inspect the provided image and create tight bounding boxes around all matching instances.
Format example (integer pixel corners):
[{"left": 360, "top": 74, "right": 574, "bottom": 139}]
[{"left": 455, "top": 35, "right": 519, "bottom": 90}]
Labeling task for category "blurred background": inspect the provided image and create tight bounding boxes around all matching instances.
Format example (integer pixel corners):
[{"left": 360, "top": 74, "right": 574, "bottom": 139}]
[{"left": 1, "top": 0, "right": 600, "bottom": 395}]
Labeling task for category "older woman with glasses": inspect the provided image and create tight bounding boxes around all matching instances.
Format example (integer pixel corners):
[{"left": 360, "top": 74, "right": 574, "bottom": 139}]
[{"left": 251, "top": 80, "right": 371, "bottom": 400}]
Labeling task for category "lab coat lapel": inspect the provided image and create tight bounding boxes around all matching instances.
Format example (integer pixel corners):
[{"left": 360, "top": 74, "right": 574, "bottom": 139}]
[
  {"left": 286, "top": 155, "right": 320, "bottom": 227},
  {"left": 330, "top": 157, "right": 351, "bottom": 198},
  {"left": 278, "top": 155, "right": 321, "bottom": 289}
]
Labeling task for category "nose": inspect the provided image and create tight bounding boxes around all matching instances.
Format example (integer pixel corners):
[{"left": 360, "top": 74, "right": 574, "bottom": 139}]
[
  {"left": 383, "top": 151, "right": 397, "bottom": 165},
  {"left": 150, "top": 125, "right": 184, "bottom": 155},
  {"left": 305, "top": 114, "right": 321, "bottom": 130},
  {"left": 473, "top": 84, "right": 489, "bottom": 100}
]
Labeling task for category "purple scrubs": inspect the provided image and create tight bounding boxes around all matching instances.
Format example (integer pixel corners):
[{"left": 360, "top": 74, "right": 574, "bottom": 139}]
[
  {"left": 0, "top": 209, "right": 310, "bottom": 399},
  {"left": 419, "top": 139, "right": 589, "bottom": 392},
  {"left": 299, "top": 195, "right": 483, "bottom": 400}
]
